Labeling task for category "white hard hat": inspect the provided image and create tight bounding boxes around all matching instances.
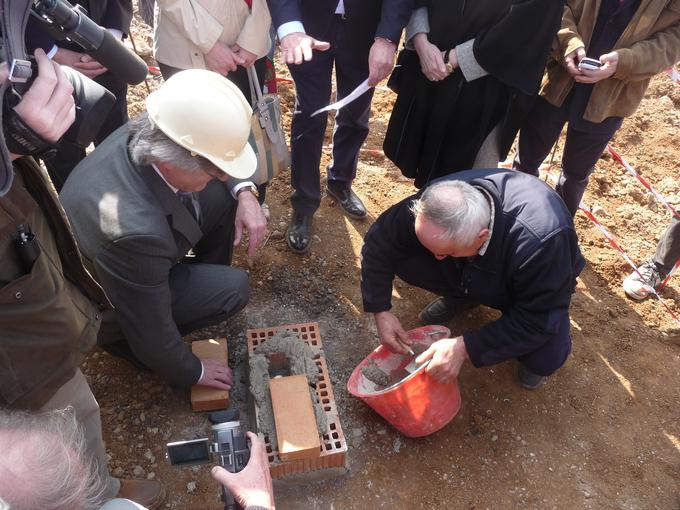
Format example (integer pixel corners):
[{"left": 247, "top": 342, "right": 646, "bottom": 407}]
[{"left": 146, "top": 69, "right": 256, "bottom": 179}]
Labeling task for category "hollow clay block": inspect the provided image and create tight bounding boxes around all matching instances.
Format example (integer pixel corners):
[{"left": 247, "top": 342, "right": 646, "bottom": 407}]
[
  {"left": 191, "top": 339, "right": 229, "bottom": 412},
  {"left": 269, "top": 375, "right": 321, "bottom": 461}
]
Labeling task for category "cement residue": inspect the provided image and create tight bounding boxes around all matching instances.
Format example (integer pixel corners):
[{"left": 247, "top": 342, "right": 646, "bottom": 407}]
[
  {"left": 361, "top": 360, "right": 390, "bottom": 387},
  {"left": 249, "top": 330, "right": 328, "bottom": 455}
]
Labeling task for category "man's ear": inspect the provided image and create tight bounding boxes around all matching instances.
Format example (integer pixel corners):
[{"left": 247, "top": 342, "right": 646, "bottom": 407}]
[{"left": 477, "top": 228, "right": 490, "bottom": 244}]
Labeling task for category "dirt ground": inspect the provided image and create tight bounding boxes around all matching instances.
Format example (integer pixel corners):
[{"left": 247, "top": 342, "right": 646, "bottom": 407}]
[{"left": 85, "top": 17, "right": 680, "bottom": 510}]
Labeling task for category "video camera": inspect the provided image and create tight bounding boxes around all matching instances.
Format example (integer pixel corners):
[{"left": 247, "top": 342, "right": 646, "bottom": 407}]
[
  {"left": 166, "top": 420, "right": 252, "bottom": 510},
  {"left": 0, "top": 0, "right": 149, "bottom": 193}
]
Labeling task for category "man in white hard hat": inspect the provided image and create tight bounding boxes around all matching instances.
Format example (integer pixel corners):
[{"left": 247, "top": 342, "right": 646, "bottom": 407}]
[{"left": 60, "top": 69, "right": 267, "bottom": 391}]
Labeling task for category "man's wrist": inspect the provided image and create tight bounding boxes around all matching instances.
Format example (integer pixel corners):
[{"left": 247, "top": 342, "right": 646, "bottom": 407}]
[
  {"left": 277, "top": 21, "right": 305, "bottom": 41},
  {"left": 236, "top": 184, "right": 259, "bottom": 200}
]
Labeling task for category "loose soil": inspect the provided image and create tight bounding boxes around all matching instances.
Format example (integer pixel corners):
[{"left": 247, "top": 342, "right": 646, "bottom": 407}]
[{"left": 85, "top": 14, "right": 680, "bottom": 510}]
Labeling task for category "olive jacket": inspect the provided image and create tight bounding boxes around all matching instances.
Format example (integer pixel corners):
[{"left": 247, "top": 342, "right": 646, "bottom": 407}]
[
  {"left": 0, "top": 158, "right": 108, "bottom": 408},
  {"left": 540, "top": 0, "right": 680, "bottom": 122}
]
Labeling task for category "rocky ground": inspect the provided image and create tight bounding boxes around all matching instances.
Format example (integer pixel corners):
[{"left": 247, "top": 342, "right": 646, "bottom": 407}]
[{"left": 83, "top": 16, "right": 680, "bottom": 510}]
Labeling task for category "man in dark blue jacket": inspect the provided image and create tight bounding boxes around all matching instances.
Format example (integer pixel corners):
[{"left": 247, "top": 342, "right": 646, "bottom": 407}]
[
  {"left": 361, "top": 168, "right": 585, "bottom": 389},
  {"left": 267, "top": 0, "right": 414, "bottom": 253}
]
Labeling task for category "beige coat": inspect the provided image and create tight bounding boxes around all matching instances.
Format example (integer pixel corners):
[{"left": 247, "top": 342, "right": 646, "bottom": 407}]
[
  {"left": 154, "top": 0, "right": 271, "bottom": 70},
  {"left": 540, "top": 0, "right": 680, "bottom": 122}
]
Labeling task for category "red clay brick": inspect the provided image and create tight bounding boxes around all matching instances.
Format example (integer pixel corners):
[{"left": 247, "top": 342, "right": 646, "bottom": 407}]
[
  {"left": 269, "top": 375, "right": 321, "bottom": 461},
  {"left": 191, "top": 338, "right": 229, "bottom": 412}
]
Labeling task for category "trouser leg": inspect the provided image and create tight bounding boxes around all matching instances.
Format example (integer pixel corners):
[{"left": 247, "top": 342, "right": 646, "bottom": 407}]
[
  {"left": 287, "top": 48, "right": 334, "bottom": 216},
  {"left": 513, "top": 97, "right": 568, "bottom": 178},
  {"left": 327, "top": 25, "right": 373, "bottom": 190},
  {"left": 653, "top": 216, "right": 680, "bottom": 273},
  {"left": 170, "top": 262, "right": 250, "bottom": 335},
  {"left": 40, "top": 369, "right": 120, "bottom": 499},
  {"left": 557, "top": 125, "right": 616, "bottom": 216},
  {"left": 158, "top": 62, "right": 183, "bottom": 80},
  {"left": 516, "top": 312, "right": 572, "bottom": 376}
]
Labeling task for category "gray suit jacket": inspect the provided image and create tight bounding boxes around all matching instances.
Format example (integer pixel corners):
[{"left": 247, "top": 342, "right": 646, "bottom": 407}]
[{"left": 60, "top": 126, "right": 203, "bottom": 387}]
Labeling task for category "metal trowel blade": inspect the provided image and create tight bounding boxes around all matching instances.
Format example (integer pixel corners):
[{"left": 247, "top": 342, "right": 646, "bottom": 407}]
[{"left": 404, "top": 357, "right": 426, "bottom": 373}]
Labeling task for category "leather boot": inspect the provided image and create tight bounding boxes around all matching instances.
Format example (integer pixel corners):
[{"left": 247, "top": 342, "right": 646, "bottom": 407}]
[{"left": 116, "top": 479, "right": 166, "bottom": 510}]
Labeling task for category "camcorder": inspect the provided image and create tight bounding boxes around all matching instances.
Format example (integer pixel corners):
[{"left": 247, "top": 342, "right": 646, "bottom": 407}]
[
  {"left": 3, "top": 0, "right": 148, "bottom": 150},
  {"left": 0, "top": 0, "right": 148, "bottom": 192},
  {"left": 166, "top": 420, "right": 252, "bottom": 510}
]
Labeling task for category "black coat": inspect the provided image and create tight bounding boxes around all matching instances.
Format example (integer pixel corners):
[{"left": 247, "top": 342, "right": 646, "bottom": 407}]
[
  {"left": 361, "top": 168, "right": 586, "bottom": 368},
  {"left": 383, "top": 0, "right": 564, "bottom": 188},
  {"left": 267, "top": 0, "right": 414, "bottom": 52}
]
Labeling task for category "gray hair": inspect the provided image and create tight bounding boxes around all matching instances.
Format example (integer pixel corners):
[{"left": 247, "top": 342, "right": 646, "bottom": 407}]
[
  {"left": 127, "top": 112, "right": 216, "bottom": 173},
  {"left": 410, "top": 180, "right": 490, "bottom": 245},
  {"left": 0, "top": 407, "right": 104, "bottom": 510}
]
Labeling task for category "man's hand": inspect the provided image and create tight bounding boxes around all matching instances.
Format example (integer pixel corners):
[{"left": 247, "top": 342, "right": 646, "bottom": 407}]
[
  {"left": 415, "top": 336, "right": 468, "bottom": 383},
  {"left": 574, "top": 51, "right": 619, "bottom": 84},
  {"left": 197, "top": 358, "right": 233, "bottom": 390},
  {"left": 53, "top": 48, "right": 107, "bottom": 79},
  {"left": 562, "top": 46, "right": 586, "bottom": 78},
  {"left": 368, "top": 37, "right": 397, "bottom": 86},
  {"left": 279, "top": 32, "right": 330, "bottom": 65},
  {"left": 232, "top": 44, "right": 259, "bottom": 67},
  {"left": 234, "top": 189, "right": 267, "bottom": 257},
  {"left": 211, "top": 432, "right": 274, "bottom": 510},
  {"left": 206, "top": 41, "right": 245, "bottom": 75},
  {"left": 374, "top": 311, "right": 411, "bottom": 354},
  {"left": 11, "top": 49, "right": 75, "bottom": 145},
  {"left": 413, "top": 33, "right": 447, "bottom": 82}
]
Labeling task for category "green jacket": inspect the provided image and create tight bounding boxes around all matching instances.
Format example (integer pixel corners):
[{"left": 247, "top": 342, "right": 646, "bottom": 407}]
[
  {"left": 0, "top": 157, "right": 109, "bottom": 408},
  {"left": 540, "top": 0, "right": 680, "bottom": 122}
]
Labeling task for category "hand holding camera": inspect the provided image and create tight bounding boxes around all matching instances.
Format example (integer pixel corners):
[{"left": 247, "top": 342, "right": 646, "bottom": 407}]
[
  {"left": 211, "top": 432, "right": 275, "bottom": 510},
  {"left": 2, "top": 48, "right": 75, "bottom": 160},
  {"left": 574, "top": 51, "right": 619, "bottom": 83}
]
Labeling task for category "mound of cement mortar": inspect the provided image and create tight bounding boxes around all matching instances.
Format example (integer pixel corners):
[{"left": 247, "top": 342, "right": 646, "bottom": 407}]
[{"left": 249, "top": 330, "right": 328, "bottom": 454}]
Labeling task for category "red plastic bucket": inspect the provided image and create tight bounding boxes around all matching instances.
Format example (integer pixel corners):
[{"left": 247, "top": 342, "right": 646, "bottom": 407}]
[{"left": 347, "top": 325, "right": 461, "bottom": 437}]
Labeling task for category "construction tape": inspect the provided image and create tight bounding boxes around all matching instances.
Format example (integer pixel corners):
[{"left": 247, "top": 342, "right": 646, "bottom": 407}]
[
  {"left": 539, "top": 165, "right": 680, "bottom": 326},
  {"left": 147, "top": 65, "right": 161, "bottom": 76},
  {"left": 607, "top": 145, "right": 680, "bottom": 221}
]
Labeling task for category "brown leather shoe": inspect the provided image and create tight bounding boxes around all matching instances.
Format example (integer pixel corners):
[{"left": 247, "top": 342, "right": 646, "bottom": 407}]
[{"left": 116, "top": 479, "right": 166, "bottom": 510}]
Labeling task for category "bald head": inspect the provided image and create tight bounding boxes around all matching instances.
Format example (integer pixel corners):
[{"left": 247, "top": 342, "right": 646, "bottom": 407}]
[{"left": 410, "top": 180, "right": 491, "bottom": 247}]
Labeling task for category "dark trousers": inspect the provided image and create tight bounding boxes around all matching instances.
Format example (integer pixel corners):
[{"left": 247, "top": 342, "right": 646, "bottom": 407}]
[
  {"left": 44, "top": 70, "right": 128, "bottom": 192},
  {"left": 395, "top": 253, "right": 572, "bottom": 377},
  {"left": 287, "top": 15, "right": 374, "bottom": 216},
  {"left": 159, "top": 61, "right": 269, "bottom": 203},
  {"left": 513, "top": 96, "right": 619, "bottom": 217},
  {"left": 654, "top": 216, "right": 680, "bottom": 273}
]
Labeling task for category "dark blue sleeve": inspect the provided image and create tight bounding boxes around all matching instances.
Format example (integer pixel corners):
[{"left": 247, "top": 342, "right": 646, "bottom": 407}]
[
  {"left": 101, "top": 0, "right": 133, "bottom": 33},
  {"left": 266, "top": 0, "right": 303, "bottom": 30},
  {"left": 375, "top": 0, "right": 415, "bottom": 42}
]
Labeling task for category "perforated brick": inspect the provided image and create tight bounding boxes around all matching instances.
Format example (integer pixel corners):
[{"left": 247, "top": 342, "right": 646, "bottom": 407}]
[{"left": 247, "top": 322, "right": 347, "bottom": 479}]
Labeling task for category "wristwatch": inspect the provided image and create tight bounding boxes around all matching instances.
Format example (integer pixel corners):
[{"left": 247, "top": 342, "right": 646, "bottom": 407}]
[{"left": 236, "top": 185, "right": 259, "bottom": 200}]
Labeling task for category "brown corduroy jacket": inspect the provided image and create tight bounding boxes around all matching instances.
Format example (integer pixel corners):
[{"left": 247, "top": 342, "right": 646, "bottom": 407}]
[{"left": 540, "top": 0, "right": 680, "bottom": 122}]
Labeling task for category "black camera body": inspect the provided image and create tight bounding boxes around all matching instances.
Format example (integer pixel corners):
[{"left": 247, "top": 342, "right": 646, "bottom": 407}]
[{"left": 167, "top": 421, "right": 251, "bottom": 510}]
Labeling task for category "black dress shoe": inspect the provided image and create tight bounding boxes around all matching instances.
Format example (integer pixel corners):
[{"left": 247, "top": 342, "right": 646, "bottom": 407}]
[
  {"left": 326, "top": 184, "right": 367, "bottom": 219},
  {"left": 286, "top": 213, "right": 312, "bottom": 254}
]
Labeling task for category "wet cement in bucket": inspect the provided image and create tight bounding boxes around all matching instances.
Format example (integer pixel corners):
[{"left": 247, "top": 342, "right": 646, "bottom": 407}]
[
  {"left": 249, "top": 330, "right": 328, "bottom": 453},
  {"left": 360, "top": 343, "right": 430, "bottom": 390}
]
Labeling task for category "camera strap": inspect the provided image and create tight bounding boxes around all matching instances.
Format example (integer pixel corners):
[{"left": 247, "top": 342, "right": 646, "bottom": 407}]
[{"left": 0, "top": 0, "right": 34, "bottom": 196}]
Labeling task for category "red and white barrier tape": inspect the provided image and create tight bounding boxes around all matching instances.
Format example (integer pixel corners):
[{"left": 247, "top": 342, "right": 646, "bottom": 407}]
[
  {"left": 538, "top": 165, "right": 680, "bottom": 325},
  {"left": 607, "top": 145, "right": 680, "bottom": 221},
  {"left": 667, "top": 67, "right": 680, "bottom": 85}
]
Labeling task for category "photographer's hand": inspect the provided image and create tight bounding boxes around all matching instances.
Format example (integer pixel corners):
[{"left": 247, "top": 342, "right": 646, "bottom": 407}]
[
  {"left": 211, "top": 432, "right": 275, "bottom": 510},
  {"left": 7, "top": 49, "right": 75, "bottom": 156}
]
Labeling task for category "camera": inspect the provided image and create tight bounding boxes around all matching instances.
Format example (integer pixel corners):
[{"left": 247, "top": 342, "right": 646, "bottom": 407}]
[
  {"left": 578, "top": 57, "right": 603, "bottom": 71},
  {"left": 166, "top": 420, "right": 251, "bottom": 510}
]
